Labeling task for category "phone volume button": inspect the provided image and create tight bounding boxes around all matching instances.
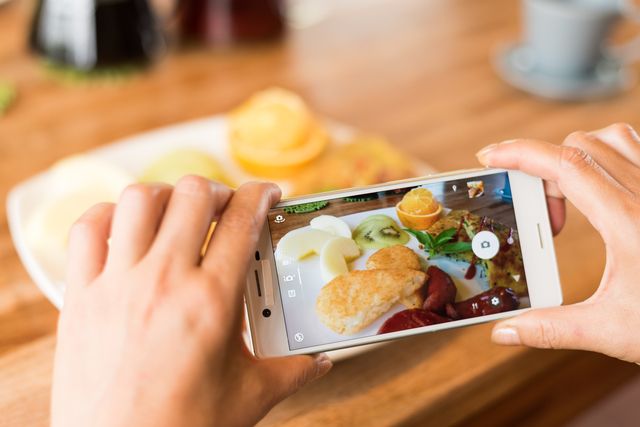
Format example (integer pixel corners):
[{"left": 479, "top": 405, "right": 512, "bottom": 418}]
[{"left": 260, "top": 260, "right": 275, "bottom": 307}]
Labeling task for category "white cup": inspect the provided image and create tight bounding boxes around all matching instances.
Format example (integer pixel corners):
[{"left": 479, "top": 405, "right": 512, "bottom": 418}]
[{"left": 523, "top": 0, "right": 640, "bottom": 76}]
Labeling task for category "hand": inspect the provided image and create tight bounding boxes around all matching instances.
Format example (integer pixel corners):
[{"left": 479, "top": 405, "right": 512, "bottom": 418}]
[
  {"left": 51, "top": 177, "right": 332, "bottom": 427},
  {"left": 476, "top": 123, "right": 640, "bottom": 363}
]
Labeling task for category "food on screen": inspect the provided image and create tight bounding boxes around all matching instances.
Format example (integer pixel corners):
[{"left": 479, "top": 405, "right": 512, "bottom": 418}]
[
  {"left": 319, "top": 237, "right": 360, "bottom": 282},
  {"left": 378, "top": 308, "right": 450, "bottom": 334},
  {"left": 276, "top": 215, "right": 361, "bottom": 282},
  {"left": 377, "top": 285, "right": 520, "bottom": 334},
  {"left": 425, "top": 210, "right": 526, "bottom": 295},
  {"left": 271, "top": 174, "right": 529, "bottom": 348},
  {"left": 396, "top": 187, "right": 443, "bottom": 230},
  {"left": 316, "top": 269, "right": 427, "bottom": 335},
  {"left": 310, "top": 215, "right": 352, "bottom": 238},
  {"left": 422, "top": 265, "right": 458, "bottom": 314},
  {"left": 352, "top": 215, "right": 409, "bottom": 249},
  {"left": 365, "top": 245, "right": 424, "bottom": 308},
  {"left": 467, "top": 180, "right": 485, "bottom": 198},
  {"left": 276, "top": 228, "right": 337, "bottom": 261}
]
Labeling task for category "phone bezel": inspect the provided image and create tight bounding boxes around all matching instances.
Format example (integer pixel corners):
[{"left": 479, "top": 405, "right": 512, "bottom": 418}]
[{"left": 245, "top": 168, "right": 563, "bottom": 357}]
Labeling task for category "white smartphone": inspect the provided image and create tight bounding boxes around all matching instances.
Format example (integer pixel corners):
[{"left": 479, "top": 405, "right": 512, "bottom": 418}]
[{"left": 245, "top": 168, "right": 562, "bottom": 357}]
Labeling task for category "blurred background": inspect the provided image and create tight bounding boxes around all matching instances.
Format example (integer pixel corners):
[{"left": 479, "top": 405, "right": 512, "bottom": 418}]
[{"left": 0, "top": 0, "right": 639, "bottom": 426}]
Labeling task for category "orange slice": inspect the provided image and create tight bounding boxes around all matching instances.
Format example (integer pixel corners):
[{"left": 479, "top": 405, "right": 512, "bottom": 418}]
[
  {"left": 396, "top": 202, "right": 442, "bottom": 230},
  {"left": 230, "top": 122, "right": 329, "bottom": 178},
  {"left": 228, "top": 87, "right": 329, "bottom": 178},
  {"left": 399, "top": 187, "right": 439, "bottom": 215},
  {"left": 229, "top": 88, "right": 312, "bottom": 151}
]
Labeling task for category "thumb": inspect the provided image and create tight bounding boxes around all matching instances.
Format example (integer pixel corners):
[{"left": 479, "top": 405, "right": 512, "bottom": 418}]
[
  {"left": 491, "top": 303, "right": 611, "bottom": 353},
  {"left": 255, "top": 353, "right": 332, "bottom": 402}
]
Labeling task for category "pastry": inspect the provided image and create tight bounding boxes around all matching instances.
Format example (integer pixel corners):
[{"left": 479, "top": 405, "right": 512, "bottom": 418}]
[{"left": 316, "top": 269, "right": 426, "bottom": 334}]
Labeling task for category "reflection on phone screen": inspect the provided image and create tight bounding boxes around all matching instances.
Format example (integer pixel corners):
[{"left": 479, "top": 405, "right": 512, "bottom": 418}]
[{"left": 268, "top": 172, "right": 528, "bottom": 350}]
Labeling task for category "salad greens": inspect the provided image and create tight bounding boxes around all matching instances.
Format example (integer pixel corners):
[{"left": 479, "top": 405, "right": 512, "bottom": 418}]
[
  {"left": 405, "top": 227, "right": 472, "bottom": 257},
  {"left": 283, "top": 200, "right": 328, "bottom": 214}
]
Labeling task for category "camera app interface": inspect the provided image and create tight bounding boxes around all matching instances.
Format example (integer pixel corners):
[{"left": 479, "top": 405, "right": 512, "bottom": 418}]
[{"left": 267, "top": 172, "right": 529, "bottom": 350}]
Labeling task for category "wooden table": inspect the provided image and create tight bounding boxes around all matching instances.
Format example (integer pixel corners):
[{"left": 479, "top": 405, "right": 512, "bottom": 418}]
[{"left": 1, "top": 0, "right": 639, "bottom": 425}]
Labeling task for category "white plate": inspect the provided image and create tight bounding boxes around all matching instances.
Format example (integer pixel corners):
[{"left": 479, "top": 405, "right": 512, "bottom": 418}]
[
  {"left": 7, "top": 115, "right": 433, "bottom": 361},
  {"left": 275, "top": 206, "right": 492, "bottom": 350}
]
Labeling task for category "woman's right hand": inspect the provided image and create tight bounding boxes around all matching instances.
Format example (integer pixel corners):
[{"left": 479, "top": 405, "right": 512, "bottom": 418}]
[{"left": 476, "top": 123, "right": 640, "bottom": 363}]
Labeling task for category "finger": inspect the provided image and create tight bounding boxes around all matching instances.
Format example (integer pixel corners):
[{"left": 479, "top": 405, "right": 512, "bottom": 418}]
[
  {"left": 563, "top": 131, "right": 640, "bottom": 193},
  {"left": 202, "top": 182, "right": 281, "bottom": 298},
  {"left": 491, "top": 303, "right": 639, "bottom": 362},
  {"left": 546, "top": 196, "right": 565, "bottom": 236},
  {"left": 151, "top": 176, "right": 233, "bottom": 267},
  {"left": 106, "top": 183, "right": 172, "bottom": 271},
  {"left": 66, "top": 203, "right": 115, "bottom": 291},
  {"left": 254, "top": 354, "right": 332, "bottom": 403},
  {"left": 590, "top": 122, "right": 640, "bottom": 167},
  {"left": 541, "top": 179, "right": 566, "bottom": 235},
  {"left": 476, "top": 139, "right": 633, "bottom": 240}
]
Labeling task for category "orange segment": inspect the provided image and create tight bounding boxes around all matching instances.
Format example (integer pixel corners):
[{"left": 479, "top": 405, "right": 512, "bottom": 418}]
[
  {"left": 399, "top": 188, "right": 439, "bottom": 215},
  {"left": 396, "top": 203, "right": 442, "bottom": 230}
]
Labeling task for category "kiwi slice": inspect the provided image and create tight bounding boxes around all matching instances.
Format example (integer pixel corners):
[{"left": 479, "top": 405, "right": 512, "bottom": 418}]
[{"left": 353, "top": 215, "right": 410, "bottom": 249}]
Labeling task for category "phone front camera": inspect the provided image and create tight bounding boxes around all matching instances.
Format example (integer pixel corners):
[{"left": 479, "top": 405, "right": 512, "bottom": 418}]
[{"left": 262, "top": 309, "right": 271, "bottom": 318}]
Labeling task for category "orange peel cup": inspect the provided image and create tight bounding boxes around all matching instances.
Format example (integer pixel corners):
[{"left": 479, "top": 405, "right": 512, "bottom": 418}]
[{"left": 395, "top": 202, "right": 442, "bottom": 230}]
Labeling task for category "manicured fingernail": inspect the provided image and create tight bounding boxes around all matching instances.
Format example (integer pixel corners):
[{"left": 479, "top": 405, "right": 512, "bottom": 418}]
[
  {"left": 492, "top": 326, "right": 521, "bottom": 345},
  {"left": 314, "top": 353, "right": 333, "bottom": 376},
  {"left": 476, "top": 143, "right": 498, "bottom": 163}
]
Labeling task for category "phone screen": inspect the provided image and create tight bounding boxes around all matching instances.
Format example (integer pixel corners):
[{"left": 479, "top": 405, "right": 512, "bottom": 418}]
[{"left": 267, "top": 172, "right": 529, "bottom": 350}]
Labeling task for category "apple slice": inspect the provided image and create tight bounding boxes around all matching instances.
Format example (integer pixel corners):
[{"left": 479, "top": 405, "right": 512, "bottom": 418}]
[
  {"left": 320, "top": 237, "right": 361, "bottom": 282},
  {"left": 309, "top": 215, "right": 351, "bottom": 238},
  {"left": 275, "top": 228, "right": 335, "bottom": 261}
]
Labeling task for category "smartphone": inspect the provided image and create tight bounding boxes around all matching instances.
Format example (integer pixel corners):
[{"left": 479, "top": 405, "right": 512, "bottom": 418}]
[{"left": 245, "top": 168, "right": 562, "bottom": 357}]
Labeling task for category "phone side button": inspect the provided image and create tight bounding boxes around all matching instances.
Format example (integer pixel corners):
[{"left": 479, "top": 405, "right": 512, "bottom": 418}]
[{"left": 260, "top": 260, "right": 275, "bottom": 307}]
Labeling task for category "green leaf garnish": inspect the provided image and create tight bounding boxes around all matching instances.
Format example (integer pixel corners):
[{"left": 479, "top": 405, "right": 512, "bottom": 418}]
[
  {"left": 440, "top": 241, "right": 472, "bottom": 254},
  {"left": 404, "top": 228, "right": 432, "bottom": 247},
  {"left": 283, "top": 200, "right": 328, "bottom": 214},
  {"left": 434, "top": 228, "right": 457, "bottom": 245},
  {"left": 406, "top": 227, "right": 471, "bottom": 257}
]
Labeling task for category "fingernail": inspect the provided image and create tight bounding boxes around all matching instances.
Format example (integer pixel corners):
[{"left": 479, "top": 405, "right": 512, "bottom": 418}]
[
  {"left": 268, "top": 183, "right": 282, "bottom": 203},
  {"left": 476, "top": 144, "right": 498, "bottom": 157},
  {"left": 499, "top": 139, "right": 519, "bottom": 145},
  {"left": 476, "top": 144, "right": 498, "bottom": 166},
  {"left": 314, "top": 353, "right": 333, "bottom": 377},
  {"left": 492, "top": 326, "right": 521, "bottom": 345}
]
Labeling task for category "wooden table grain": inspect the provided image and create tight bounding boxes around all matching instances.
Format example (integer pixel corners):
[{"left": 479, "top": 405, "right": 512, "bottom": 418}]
[{"left": 1, "top": 0, "right": 639, "bottom": 426}]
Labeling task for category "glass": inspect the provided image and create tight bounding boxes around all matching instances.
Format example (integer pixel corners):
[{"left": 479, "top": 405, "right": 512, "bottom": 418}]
[
  {"left": 30, "top": 0, "right": 165, "bottom": 71},
  {"left": 177, "top": 0, "right": 285, "bottom": 46}
]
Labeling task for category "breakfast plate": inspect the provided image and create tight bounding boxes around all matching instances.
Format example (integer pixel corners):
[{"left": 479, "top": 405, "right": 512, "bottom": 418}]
[
  {"left": 268, "top": 174, "right": 533, "bottom": 354},
  {"left": 7, "top": 108, "right": 433, "bottom": 361},
  {"left": 273, "top": 206, "right": 493, "bottom": 349}
]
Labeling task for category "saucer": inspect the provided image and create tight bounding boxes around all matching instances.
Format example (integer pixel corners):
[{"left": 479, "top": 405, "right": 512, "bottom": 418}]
[{"left": 493, "top": 42, "right": 636, "bottom": 101}]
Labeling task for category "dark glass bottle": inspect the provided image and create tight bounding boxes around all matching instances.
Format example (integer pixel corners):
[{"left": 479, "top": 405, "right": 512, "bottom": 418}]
[
  {"left": 177, "top": 0, "right": 284, "bottom": 46},
  {"left": 30, "top": 0, "right": 164, "bottom": 71}
]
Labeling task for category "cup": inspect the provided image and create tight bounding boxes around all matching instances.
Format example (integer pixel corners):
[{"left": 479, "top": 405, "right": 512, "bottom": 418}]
[{"left": 522, "top": 0, "right": 640, "bottom": 77}]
